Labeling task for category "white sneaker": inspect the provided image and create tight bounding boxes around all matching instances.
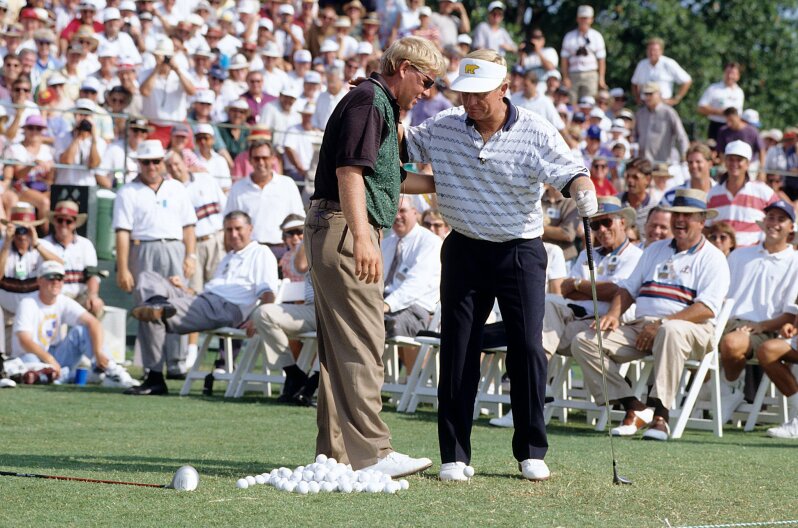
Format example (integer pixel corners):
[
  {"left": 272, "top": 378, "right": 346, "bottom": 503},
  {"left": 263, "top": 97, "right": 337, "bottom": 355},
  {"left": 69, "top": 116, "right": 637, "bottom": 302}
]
[
  {"left": 102, "top": 364, "right": 141, "bottom": 389},
  {"left": 439, "top": 461, "right": 469, "bottom": 481},
  {"left": 519, "top": 459, "right": 550, "bottom": 481},
  {"left": 0, "top": 378, "right": 16, "bottom": 388},
  {"left": 489, "top": 410, "right": 514, "bottom": 428},
  {"left": 720, "top": 379, "right": 745, "bottom": 423},
  {"left": 767, "top": 417, "right": 798, "bottom": 439},
  {"left": 362, "top": 451, "right": 432, "bottom": 478},
  {"left": 87, "top": 369, "right": 105, "bottom": 384}
]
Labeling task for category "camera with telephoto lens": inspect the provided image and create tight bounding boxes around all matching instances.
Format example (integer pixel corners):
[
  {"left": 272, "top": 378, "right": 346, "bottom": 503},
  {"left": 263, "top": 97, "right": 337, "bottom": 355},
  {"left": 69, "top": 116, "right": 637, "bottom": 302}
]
[
  {"left": 77, "top": 119, "right": 93, "bottom": 133},
  {"left": 164, "top": 55, "right": 172, "bottom": 65},
  {"left": 576, "top": 46, "right": 589, "bottom": 56},
  {"left": 15, "top": 226, "right": 29, "bottom": 235}
]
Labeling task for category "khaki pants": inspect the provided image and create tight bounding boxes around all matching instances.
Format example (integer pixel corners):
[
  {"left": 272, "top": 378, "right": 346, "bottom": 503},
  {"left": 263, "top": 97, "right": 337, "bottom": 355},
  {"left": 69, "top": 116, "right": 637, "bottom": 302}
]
[
  {"left": 542, "top": 297, "right": 594, "bottom": 358},
  {"left": 189, "top": 230, "right": 224, "bottom": 293},
  {"left": 569, "top": 70, "right": 599, "bottom": 103},
  {"left": 571, "top": 317, "right": 715, "bottom": 408},
  {"left": 305, "top": 200, "right": 392, "bottom": 469},
  {"left": 251, "top": 302, "right": 316, "bottom": 371}
]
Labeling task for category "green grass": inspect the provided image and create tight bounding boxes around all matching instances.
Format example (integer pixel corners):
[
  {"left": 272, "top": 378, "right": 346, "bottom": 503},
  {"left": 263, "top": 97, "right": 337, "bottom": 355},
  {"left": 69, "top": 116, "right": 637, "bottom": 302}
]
[{"left": 2, "top": 381, "right": 797, "bottom": 528}]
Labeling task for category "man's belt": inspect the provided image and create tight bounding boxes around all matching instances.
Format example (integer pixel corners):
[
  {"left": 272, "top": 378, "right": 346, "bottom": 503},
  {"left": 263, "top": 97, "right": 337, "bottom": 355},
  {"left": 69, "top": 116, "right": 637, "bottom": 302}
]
[{"left": 131, "top": 238, "right": 179, "bottom": 245}]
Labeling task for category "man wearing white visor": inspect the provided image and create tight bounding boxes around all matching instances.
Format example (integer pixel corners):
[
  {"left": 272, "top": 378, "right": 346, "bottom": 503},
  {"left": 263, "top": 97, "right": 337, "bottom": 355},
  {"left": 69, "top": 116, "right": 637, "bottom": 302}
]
[{"left": 403, "top": 50, "right": 598, "bottom": 482}]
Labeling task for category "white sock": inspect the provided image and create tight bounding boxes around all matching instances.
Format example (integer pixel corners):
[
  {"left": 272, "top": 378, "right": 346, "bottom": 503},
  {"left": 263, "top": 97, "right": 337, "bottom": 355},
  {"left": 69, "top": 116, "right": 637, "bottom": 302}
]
[
  {"left": 186, "top": 344, "right": 199, "bottom": 369},
  {"left": 787, "top": 393, "right": 798, "bottom": 421}
]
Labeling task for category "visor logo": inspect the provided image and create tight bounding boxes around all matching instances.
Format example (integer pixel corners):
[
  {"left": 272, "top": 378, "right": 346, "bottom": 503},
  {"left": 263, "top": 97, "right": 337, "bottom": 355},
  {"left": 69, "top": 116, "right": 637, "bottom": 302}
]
[{"left": 464, "top": 64, "right": 480, "bottom": 75}]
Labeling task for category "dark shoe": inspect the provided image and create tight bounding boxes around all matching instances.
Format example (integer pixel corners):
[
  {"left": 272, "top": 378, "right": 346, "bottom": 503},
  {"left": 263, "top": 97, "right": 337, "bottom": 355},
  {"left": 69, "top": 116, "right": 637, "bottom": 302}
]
[
  {"left": 166, "top": 371, "right": 187, "bottom": 380},
  {"left": 131, "top": 301, "right": 176, "bottom": 322},
  {"left": 277, "top": 365, "right": 308, "bottom": 403},
  {"left": 293, "top": 393, "right": 317, "bottom": 407},
  {"left": 292, "top": 372, "right": 319, "bottom": 407},
  {"left": 124, "top": 382, "right": 169, "bottom": 395}
]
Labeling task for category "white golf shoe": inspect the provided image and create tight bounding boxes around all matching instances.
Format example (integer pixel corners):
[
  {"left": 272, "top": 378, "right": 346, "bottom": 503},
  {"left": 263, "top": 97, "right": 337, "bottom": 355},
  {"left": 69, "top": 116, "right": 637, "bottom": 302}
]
[
  {"left": 610, "top": 408, "right": 654, "bottom": 436},
  {"left": 767, "top": 417, "right": 798, "bottom": 439},
  {"left": 439, "top": 462, "right": 470, "bottom": 481},
  {"left": 0, "top": 378, "right": 16, "bottom": 388},
  {"left": 102, "top": 363, "right": 141, "bottom": 389},
  {"left": 362, "top": 451, "right": 432, "bottom": 478},
  {"left": 489, "top": 411, "right": 514, "bottom": 428},
  {"left": 519, "top": 459, "right": 550, "bottom": 481}
]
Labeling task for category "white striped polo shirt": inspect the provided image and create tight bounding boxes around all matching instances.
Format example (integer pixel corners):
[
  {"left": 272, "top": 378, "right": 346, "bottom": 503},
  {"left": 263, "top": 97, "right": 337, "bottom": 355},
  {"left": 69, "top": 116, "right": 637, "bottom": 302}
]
[
  {"left": 620, "top": 237, "right": 730, "bottom": 324},
  {"left": 405, "top": 102, "right": 588, "bottom": 243},
  {"left": 706, "top": 179, "right": 777, "bottom": 247}
]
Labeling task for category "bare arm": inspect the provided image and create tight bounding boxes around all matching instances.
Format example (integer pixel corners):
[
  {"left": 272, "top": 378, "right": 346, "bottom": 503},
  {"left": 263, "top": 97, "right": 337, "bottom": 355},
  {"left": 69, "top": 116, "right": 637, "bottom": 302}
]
[
  {"left": 171, "top": 63, "right": 198, "bottom": 96},
  {"left": 182, "top": 224, "right": 196, "bottom": 279},
  {"left": 598, "top": 58, "right": 607, "bottom": 89},
  {"left": 294, "top": 242, "right": 308, "bottom": 273},
  {"left": 667, "top": 80, "right": 692, "bottom": 106},
  {"left": 560, "top": 56, "right": 571, "bottom": 87},
  {"left": 402, "top": 170, "right": 436, "bottom": 194},
  {"left": 139, "top": 67, "right": 159, "bottom": 97},
  {"left": 115, "top": 229, "right": 134, "bottom": 292},
  {"left": 561, "top": 277, "right": 618, "bottom": 301},
  {"left": 337, "top": 165, "right": 381, "bottom": 283},
  {"left": 87, "top": 136, "right": 101, "bottom": 168}
]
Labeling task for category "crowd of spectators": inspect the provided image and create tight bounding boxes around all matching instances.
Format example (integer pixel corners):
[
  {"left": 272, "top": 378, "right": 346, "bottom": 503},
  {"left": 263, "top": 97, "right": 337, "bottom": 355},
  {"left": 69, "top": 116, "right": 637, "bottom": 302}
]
[{"left": 0, "top": 0, "right": 796, "bottom": 438}]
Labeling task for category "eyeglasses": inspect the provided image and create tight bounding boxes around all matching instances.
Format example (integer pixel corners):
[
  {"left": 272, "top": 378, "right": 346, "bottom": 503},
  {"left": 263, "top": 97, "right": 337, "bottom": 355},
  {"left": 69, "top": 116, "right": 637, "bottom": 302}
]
[
  {"left": 44, "top": 275, "right": 65, "bottom": 282},
  {"left": 55, "top": 217, "right": 75, "bottom": 225},
  {"left": 410, "top": 64, "right": 434, "bottom": 90},
  {"left": 14, "top": 87, "right": 31, "bottom": 93},
  {"left": 283, "top": 229, "right": 303, "bottom": 237},
  {"left": 589, "top": 217, "right": 615, "bottom": 231},
  {"left": 140, "top": 159, "right": 161, "bottom": 166}
]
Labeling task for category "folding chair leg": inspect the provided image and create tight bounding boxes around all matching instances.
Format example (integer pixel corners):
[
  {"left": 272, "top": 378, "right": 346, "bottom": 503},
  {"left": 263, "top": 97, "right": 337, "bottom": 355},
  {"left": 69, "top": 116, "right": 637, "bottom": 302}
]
[{"left": 397, "top": 343, "right": 430, "bottom": 412}]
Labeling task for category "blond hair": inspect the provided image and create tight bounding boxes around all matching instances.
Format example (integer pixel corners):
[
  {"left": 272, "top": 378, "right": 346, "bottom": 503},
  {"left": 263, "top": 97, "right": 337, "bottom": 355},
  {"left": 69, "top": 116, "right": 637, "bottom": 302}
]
[
  {"left": 465, "top": 49, "right": 509, "bottom": 85},
  {"left": 381, "top": 36, "right": 446, "bottom": 78}
]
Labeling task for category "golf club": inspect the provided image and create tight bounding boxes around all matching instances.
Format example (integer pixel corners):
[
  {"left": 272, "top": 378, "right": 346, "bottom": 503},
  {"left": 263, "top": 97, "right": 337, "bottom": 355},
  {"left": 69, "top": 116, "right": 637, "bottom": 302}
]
[
  {"left": 582, "top": 218, "right": 632, "bottom": 486},
  {"left": 0, "top": 465, "right": 199, "bottom": 491}
]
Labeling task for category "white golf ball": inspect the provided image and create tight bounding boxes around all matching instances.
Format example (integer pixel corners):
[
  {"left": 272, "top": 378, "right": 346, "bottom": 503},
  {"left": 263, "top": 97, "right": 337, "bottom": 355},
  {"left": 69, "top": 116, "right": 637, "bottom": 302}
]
[
  {"left": 296, "top": 465, "right": 305, "bottom": 472},
  {"left": 302, "top": 470, "right": 314, "bottom": 481},
  {"left": 366, "top": 482, "right": 383, "bottom": 493},
  {"left": 279, "top": 467, "right": 291, "bottom": 478},
  {"left": 236, "top": 478, "right": 249, "bottom": 489},
  {"left": 327, "top": 457, "right": 337, "bottom": 466},
  {"left": 320, "top": 482, "right": 335, "bottom": 492},
  {"left": 379, "top": 473, "right": 392, "bottom": 483},
  {"left": 399, "top": 479, "right": 409, "bottom": 490},
  {"left": 464, "top": 465, "right": 475, "bottom": 478},
  {"left": 308, "top": 481, "right": 321, "bottom": 494},
  {"left": 255, "top": 474, "right": 267, "bottom": 485},
  {"left": 384, "top": 481, "right": 400, "bottom": 494},
  {"left": 357, "top": 472, "right": 370, "bottom": 483},
  {"left": 245, "top": 476, "right": 256, "bottom": 486},
  {"left": 339, "top": 481, "right": 353, "bottom": 493},
  {"left": 315, "top": 454, "right": 328, "bottom": 464},
  {"left": 353, "top": 482, "right": 364, "bottom": 492},
  {"left": 297, "top": 481, "right": 309, "bottom": 494}
]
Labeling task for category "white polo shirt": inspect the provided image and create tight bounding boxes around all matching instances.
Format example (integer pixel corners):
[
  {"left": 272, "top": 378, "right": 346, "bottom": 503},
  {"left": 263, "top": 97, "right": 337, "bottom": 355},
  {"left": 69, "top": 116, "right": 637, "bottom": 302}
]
[
  {"left": 197, "top": 150, "right": 233, "bottom": 192},
  {"left": 381, "top": 224, "right": 442, "bottom": 314},
  {"left": 39, "top": 235, "right": 98, "bottom": 299},
  {"left": 113, "top": 178, "right": 198, "bottom": 240},
  {"left": 405, "top": 102, "right": 588, "bottom": 242},
  {"left": 569, "top": 238, "right": 643, "bottom": 315},
  {"left": 184, "top": 172, "right": 227, "bottom": 239},
  {"left": 620, "top": 237, "right": 730, "bottom": 323},
  {"left": 205, "top": 241, "right": 279, "bottom": 317},
  {"left": 560, "top": 28, "right": 606, "bottom": 72},
  {"left": 138, "top": 68, "right": 190, "bottom": 125},
  {"left": 223, "top": 173, "right": 305, "bottom": 245},
  {"left": 509, "top": 92, "right": 565, "bottom": 130},
  {"left": 12, "top": 294, "right": 87, "bottom": 358},
  {"left": 283, "top": 124, "right": 322, "bottom": 174},
  {"left": 631, "top": 56, "right": 692, "bottom": 101},
  {"left": 697, "top": 82, "right": 745, "bottom": 124},
  {"left": 728, "top": 244, "right": 798, "bottom": 322}
]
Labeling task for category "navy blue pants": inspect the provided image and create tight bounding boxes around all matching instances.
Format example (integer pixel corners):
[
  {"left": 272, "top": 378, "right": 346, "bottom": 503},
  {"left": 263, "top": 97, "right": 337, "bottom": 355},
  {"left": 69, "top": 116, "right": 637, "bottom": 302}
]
[{"left": 438, "top": 231, "right": 549, "bottom": 464}]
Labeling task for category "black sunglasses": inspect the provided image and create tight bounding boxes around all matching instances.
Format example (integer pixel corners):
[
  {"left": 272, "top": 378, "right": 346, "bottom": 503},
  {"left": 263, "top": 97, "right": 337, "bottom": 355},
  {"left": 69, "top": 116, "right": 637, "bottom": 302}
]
[
  {"left": 140, "top": 159, "right": 161, "bottom": 166},
  {"left": 410, "top": 64, "right": 434, "bottom": 90},
  {"left": 283, "top": 229, "right": 303, "bottom": 237},
  {"left": 589, "top": 217, "right": 615, "bottom": 231}
]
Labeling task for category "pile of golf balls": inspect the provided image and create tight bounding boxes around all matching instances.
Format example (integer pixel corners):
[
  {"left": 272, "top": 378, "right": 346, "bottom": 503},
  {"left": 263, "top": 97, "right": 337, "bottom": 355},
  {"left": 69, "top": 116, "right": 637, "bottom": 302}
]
[{"left": 235, "top": 454, "right": 410, "bottom": 494}]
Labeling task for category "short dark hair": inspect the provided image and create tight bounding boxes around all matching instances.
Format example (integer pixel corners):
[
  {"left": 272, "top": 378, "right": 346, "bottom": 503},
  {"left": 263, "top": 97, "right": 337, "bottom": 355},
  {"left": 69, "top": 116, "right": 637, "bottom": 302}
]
[
  {"left": 224, "top": 210, "right": 252, "bottom": 225},
  {"left": 625, "top": 157, "right": 653, "bottom": 176},
  {"left": 248, "top": 139, "right": 273, "bottom": 157},
  {"left": 646, "top": 206, "right": 670, "bottom": 222},
  {"left": 723, "top": 107, "right": 739, "bottom": 117}
]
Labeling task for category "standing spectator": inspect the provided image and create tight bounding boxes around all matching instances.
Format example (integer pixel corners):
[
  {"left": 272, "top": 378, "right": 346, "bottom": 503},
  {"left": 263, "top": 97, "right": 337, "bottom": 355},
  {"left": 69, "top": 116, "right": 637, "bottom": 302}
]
[
  {"left": 223, "top": 140, "right": 304, "bottom": 259},
  {"left": 241, "top": 70, "right": 276, "bottom": 125},
  {"left": 662, "top": 143, "right": 714, "bottom": 205},
  {"left": 259, "top": 44, "right": 290, "bottom": 98},
  {"left": 519, "top": 30, "right": 558, "bottom": 84},
  {"left": 305, "top": 5, "right": 337, "bottom": 58},
  {"left": 259, "top": 87, "right": 301, "bottom": 148},
  {"left": 765, "top": 128, "right": 798, "bottom": 200},
  {"left": 697, "top": 62, "right": 744, "bottom": 141},
  {"left": 112, "top": 140, "right": 198, "bottom": 379},
  {"left": 472, "top": 1, "right": 516, "bottom": 56},
  {"left": 429, "top": 0, "right": 470, "bottom": 49},
  {"left": 410, "top": 80, "right": 452, "bottom": 127},
  {"left": 96, "top": 6, "right": 141, "bottom": 65},
  {"left": 411, "top": 7, "right": 441, "bottom": 50},
  {"left": 194, "top": 123, "right": 233, "bottom": 192},
  {"left": 312, "top": 64, "right": 347, "bottom": 131},
  {"left": 55, "top": 101, "right": 108, "bottom": 187},
  {"left": 218, "top": 99, "right": 251, "bottom": 165},
  {"left": 3, "top": 115, "right": 53, "bottom": 224},
  {"left": 59, "top": 0, "right": 103, "bottom": 52},
  {"left": 634, "top": 83, "right": 689, "bottom": 164},
  {"left": 589, "top": 156, "right": 616, "bottom": 197},
  {"left": 560, "top": 5, "right": 606, "bottom": 101},
  {"left": 706, "top": 141, "right": 777, "bottom": 247},
  {"left": 102, "top": 117, "right": 150, "bottom": 186},
  {"left": 716, "top": 107, "right": 765, "bottom": 171},
  {"left": 273, "top": 3, "right": 305, "bottom": 60},
  {"left": 617, "top": 157, "right": 656, "bottom": 236},
  {"left": 630, "top": 37, "right": 692, "bottom": 106},
  {"left": 282, "top": 102, "right": 322, "bottom": 187},
  {"left": 510, "top": 71, "right": 565, "bottom": 131}
]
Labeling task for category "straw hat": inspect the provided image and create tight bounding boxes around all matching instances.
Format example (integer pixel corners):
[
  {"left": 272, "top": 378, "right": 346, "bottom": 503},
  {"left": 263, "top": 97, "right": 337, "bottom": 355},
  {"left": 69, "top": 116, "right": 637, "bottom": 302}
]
[
  {"left": 2, "top": 202, "right": 46, "bottom": 227},
  {"left": 49, "top": 200, "right": 88, "bottom": 228},
  {"left": 591, "top": 196, "right": 636, "bottom": 226},
  {"left": 71, "top": 25, "right": 99, "bottom": 51},
  {"left": 663, "top": 189, "right": 719, "bottom": 219}
]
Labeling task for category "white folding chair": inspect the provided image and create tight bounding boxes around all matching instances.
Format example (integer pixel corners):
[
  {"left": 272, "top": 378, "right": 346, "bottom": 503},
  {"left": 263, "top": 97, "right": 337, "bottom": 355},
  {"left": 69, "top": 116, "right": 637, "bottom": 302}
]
[
  {"left": 383, "top": 305, "right": 441, "bottom": 406},
  {"left": 471, "top": 347, "right": 510, "bottom": 419},
  {"left": 180, "top": 326, "right": 246, "bottom": 396},
  {"left": 740, "top": 360, "right": 790, "bottom": 431}
]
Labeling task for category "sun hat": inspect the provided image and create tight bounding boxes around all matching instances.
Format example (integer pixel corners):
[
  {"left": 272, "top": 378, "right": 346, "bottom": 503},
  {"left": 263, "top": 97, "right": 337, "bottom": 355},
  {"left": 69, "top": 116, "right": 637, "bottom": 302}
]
[
  {"left": 664, "top": 189, "right": 719, "bottom": 219},
  {"left": 23, "top": 115, "right": 47, "bottom": 128},
  {"left": 1, "top": 202, "right": 47, "bottom": 227},
  {"left": 132, "top": 139, "right": 166, "bottom": 160},
  {"left": 49, "top": 200, "right": 88, "bottom": 228},
  {"left": 591, "top": 196, "right": 636, "bottom": 225},
  {"left": 450, "top": 58, "right": 507, "bottom": 93},
  {"left": 39, "top": 260, "right": 66, "bottom": 278}
]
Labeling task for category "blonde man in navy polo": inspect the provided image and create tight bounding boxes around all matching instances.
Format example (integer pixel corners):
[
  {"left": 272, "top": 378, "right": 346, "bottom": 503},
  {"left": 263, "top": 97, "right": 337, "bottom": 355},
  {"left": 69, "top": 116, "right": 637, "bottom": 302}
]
[
  {"left": 571, "top": 189, "right": 730, "bottom": 441},
  {"left": 405, "top": 50, "right": 598, "bottom": 481}
]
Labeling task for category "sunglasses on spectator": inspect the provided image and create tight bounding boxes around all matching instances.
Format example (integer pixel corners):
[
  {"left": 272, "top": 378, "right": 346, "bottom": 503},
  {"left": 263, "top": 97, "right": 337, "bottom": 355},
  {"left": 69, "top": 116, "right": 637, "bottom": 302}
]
[
  {"left": 410, "top": 64, "right": 434, "bottom": 90},
  {"left": 14, "top": 87, "right": 31, "bottom": 93},
  {"left": 55, "top": 217, "right": 76, "bottom": 225},
  {"left": 43, "top": 275, "right": 65, "bottom": 282},
  {"left": 140, "top": 159, "right": 161, "bottom": 166},
  {"left": 589, "top": 217, "right": 615, "bottom": 231},
  {"left": 283, "top": 229, "right": 303, "bottom": 237}
]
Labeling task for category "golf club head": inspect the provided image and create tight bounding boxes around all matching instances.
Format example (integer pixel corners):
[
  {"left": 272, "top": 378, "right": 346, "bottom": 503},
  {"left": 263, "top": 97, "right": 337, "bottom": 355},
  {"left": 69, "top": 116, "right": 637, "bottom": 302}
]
[
  {"left": 612, "top": 465, "right": 632, "bottom": 485},
  {"left": 170, "top": 465, "right": 199, "bottom": 491}
]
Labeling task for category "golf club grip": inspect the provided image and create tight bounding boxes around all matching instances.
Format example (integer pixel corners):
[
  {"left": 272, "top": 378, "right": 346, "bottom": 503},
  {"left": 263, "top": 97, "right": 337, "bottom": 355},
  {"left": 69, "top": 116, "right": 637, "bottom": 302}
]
[
  {"left": 582, "top": 217, "right": 596, "bottom": 272},
  {"left": 0, "top": 470, "right": 166, "bottom": 488}
]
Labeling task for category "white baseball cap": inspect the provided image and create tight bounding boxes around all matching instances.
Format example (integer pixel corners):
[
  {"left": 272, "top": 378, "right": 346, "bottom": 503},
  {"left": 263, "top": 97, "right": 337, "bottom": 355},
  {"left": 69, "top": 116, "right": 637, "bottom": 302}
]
[
  {"left": 457, "top": 34, "right": 472, "bottom": 45},
  {"left": 741, "top": 109, "right": 761, "bottom": 128},
  {"left": 258, "top": 18, "right": 274, "bottom": 31},
  {"left": 260, "top": 42, "right": 281, "bottom": 58},
  {"left": 724, "top": 140, "right": 752, "bottom": 161},
  {"left": 356, "top": 41, "right": 373, "bottom": 55},
  {"left": 589, "top": 107, "right": 605, "bottom": 119},
  {"left": 102, "top": 7, "right": 120, "bottom": 21},
  {"left": 577, "top": 5, "right": 594, "bottom": 18},
  {"left": 488, "top": 1, "right": 505, "bottom": 11},
  {"left": 279, "top": 86, "right": 301, "bottom": 99},
  {"left": 97, "top": 42, "right": 116, "bottom": 58},
  {"left": 134, "top": 139, "right": 166, "bottom": 160},
  {"left": 319, "top": 40, "right": 339, "bottom": 53},
  {"left": 39, "top": 260, "right": 66, "bottom": 278},
  {"left": 119, "top": 0, "right": 136, "bottom": 11},
  {"left": 762, "top": 129, "right": 783, "bottom": 142},
  {"left": 450, "top": 58, "right": 507, "bottom": 93},
  {"left": 304, "top": 71, "right": 322, "bottom": 84},
  {"left": 293, "top": 49, "right": 312, "bottom": 63},
  {"left": 194, "top": 123, "right": 215, "bottom": 137},
  {"left": 278, "top": 3, "right": 295, "bottom": 15},
  {"left": 228, "top": 54, "right": 249, "bottom": 70},
  {"left": 193, "top": 89, "right": 216, "bottom": 105}
]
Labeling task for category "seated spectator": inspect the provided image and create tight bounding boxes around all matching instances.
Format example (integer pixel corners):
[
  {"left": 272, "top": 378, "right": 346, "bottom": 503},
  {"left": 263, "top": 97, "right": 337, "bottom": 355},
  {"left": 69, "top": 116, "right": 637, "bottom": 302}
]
[
  {"left": 421, "top": 208, "right": 451, "bottom": 239},
  {"left": 259, "top": 86, "right": 301, "bottom": 148},
  {"left": 278, "top": 215, "right": 305, "bottom": 282},
  {"left": 381, "top": 197, "right": 442, "bottom": 371},
  {"left": 542, "top": 184, "right": 581, "bottom": 263},
  {"left": 543, "top": 197, "right": 642, "bottom": 362},
  {"left": 194, "top": 123, "right": 233, "bottom": 193},
  {"left": 0, "top": 203, "right": 62, "bottom": 321},
  {"left": 166, "top": 124, "right": 206, "bottom": 174},
  {"left": 589, "top": 156, "right": 616, "bottom": 197},
  {"left": 571, "top": 189, "right": 729, "bottom": 440},
  {"left": 764, "top": 128, "right": 798, "bottom": 200},
  {"left": 127, "top": 210, "right": 279, "bottom": 396},
  {"left": 39, "top": 201, "right": 105, "bottom": 318},
  {"left": 219, "top": 99, "right": 251, "bottom": 171},
  {"left": 12, "top": 260, "right": 137, "bottom": 387},
  {"left": 718, "top": 200, "right": 798, "bottom": 422},
  {"left": 662, "top": 143, "right": 714, "bottom": 205},
  {"left": 410, "top": 79, "right": 453, "bottom": 127},
  {"left": 282, "top": 101, "right": 322, "bottom": 190},
  {"left": 3, "top": 115, "right": 53, "bottom": 224},
  {"left": 510, "top": 71, "right": 564, "bottom": 131},
  {"left": 312, "top": 64, "right": 347, "bottom": 131},
  {"left": 706, "top": 220, "right": 736, "bottom": 257},
  {"left": 706, "top": 141, "right": 777, "bottom": 247},
  {"left": 582, "top": 125, "right": 612, "bottom": 168},
  {"left": 224, "top": 140, "right": 305, "bottom": 260},
  {"left": 649, "top": 162, "right": 675, "bottom": 205},
  {"left": 716, "top": 107, "right": 765, "bottom": 172},
  {"left": 755, "top": 318, "right": 798, "bottom": 438}
]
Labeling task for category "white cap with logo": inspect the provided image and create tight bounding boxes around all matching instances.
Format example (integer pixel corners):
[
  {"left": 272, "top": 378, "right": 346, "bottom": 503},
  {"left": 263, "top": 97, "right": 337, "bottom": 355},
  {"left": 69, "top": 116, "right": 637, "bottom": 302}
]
[{"left": 450, "top": 58, "right": 507, "bottom": 93}]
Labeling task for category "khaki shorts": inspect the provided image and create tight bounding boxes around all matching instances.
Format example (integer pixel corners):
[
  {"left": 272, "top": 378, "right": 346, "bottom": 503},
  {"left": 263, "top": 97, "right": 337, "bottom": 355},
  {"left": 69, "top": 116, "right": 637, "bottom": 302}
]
[{"left": 724, "top": 318, "right": 779, "bottom": 357}]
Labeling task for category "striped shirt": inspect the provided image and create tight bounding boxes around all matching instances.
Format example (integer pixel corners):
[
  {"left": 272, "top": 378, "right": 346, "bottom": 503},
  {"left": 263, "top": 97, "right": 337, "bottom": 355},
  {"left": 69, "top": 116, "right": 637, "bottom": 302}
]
[
  {"left": 620, "top": 237, "right": 729, "bottom": 324},
  {"left": 706, "top": 179, "right": 777, "bottom": 247},
  {"left": 405, "top": 101, "right": 588, "bottom": 243}
]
